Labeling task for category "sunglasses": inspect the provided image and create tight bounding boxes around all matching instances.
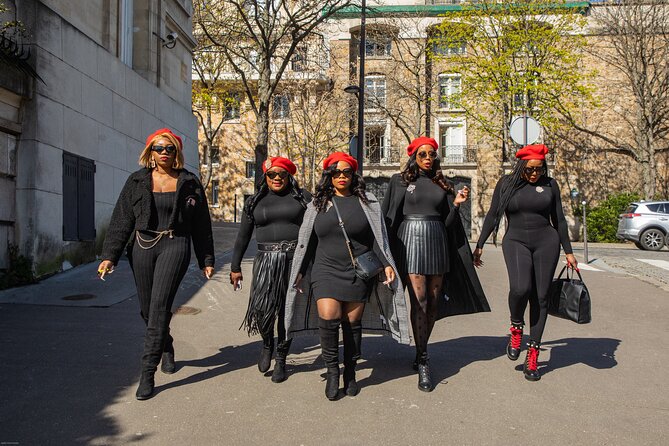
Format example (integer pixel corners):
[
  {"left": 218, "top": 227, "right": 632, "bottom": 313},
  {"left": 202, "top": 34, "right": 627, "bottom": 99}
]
[
  {"left": 523, "top": 166, "right": 545, "bottom": 175},
  {"left": 332, "top": 168, "right": 354, "bottom": 178},
  {"left": 151, "top": 145, "right": 177, "bottom": 154},
  {"left": 417, "top": 151, "right": 438, "bottom": 159},
  {"left": 266, "top": 170, "right": 289, "bottom": 180}
]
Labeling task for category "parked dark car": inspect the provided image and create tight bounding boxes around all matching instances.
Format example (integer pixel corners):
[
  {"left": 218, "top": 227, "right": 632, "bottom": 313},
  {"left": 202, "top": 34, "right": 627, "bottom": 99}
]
[{"left": 617, "top": 201, "right": 669, "bottom": 251}]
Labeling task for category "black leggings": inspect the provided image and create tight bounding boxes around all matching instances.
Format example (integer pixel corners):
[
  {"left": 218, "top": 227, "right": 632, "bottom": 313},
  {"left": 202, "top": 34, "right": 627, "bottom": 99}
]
[
  {"left": 131, "top": 235, "right": 191, "bottom": 319},
  {"left": 502, "top": 227, "right": 559, "bottom": 344}
]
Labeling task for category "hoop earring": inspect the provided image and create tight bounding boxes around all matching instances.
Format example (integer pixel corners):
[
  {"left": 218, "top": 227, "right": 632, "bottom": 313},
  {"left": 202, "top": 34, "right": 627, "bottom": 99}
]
[
  {"left": 149, "top": 159, "right": 156, "bottom": 168},
  {"left": 173, "top": 160, "right": 178, "bottom": 169}
]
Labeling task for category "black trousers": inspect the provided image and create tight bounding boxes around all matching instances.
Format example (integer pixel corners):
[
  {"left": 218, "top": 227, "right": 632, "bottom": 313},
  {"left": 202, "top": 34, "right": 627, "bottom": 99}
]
[
  {"left": 502, "top": 226, "right": 559, "bottom": 343},
  {"left": 130, "top": 234, "right": 191, "bottom": 370}
]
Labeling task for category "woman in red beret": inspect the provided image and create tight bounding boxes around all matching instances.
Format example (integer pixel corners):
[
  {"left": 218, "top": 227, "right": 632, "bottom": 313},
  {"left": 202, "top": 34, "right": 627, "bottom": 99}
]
[
  {"left": 382, "top": 136, "right": 489, "bottom": 392},
  {"left": 284, "top": 151, "right": 411, "bottom": 400},
  {"left": 230, "top": 156, "right": 311, "bottom": 383},
  {"left": 474, "top": 144, "right": 578, "bottom": 381},
  {"left": 98, "top": 128, "right": 215, "bottom": 400}
]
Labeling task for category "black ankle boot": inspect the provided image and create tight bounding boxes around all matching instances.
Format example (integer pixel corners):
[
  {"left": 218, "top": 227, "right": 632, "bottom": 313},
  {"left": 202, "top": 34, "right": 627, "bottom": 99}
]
[
  {"left": 417, "top": 354, "right": 433, "bottom": 392},
  {"left": 258, "top": 335, "right": 274, "bottom": 373},
  {"left": 506, "top": 322, "right": 524, "bottom": 361},
  {"left": 342, "top": 320, "right": 362, "bottom": 396},
  {"left": 523, "top": 340, "right": 541, "bottom": 381},
  {"left": 319, "top": 317, "right": 341, "bottom": 401},
  {"left": 136, "top": 370, "right": 155, "bottom": 400},
  {"left": 271, "top": 339, "right": 292, "bottom": 383}
]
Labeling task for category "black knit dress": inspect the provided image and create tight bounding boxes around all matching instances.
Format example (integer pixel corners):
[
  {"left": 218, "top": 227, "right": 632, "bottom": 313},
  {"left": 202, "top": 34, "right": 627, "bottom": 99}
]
[{"left": 302, "top": 195, "right": 389, "bottom": 302}]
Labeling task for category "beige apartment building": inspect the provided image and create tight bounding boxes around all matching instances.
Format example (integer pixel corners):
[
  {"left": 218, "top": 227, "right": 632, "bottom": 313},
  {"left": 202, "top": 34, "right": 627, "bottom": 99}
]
[
  {"left": 197, "top": 0, "right": 667, "bottom": 240},
  {"left": 0, "top": 0, "right": 198, "bottom": 277}
]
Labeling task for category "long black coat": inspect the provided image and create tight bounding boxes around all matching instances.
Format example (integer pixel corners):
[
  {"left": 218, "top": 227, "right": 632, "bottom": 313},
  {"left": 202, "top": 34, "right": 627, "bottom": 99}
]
[
  {"left": 100, "top": 168, "right": 215, "bottom": 269},
  {"left": 381, "top": 173, "right": 490, "bottom": 318}
]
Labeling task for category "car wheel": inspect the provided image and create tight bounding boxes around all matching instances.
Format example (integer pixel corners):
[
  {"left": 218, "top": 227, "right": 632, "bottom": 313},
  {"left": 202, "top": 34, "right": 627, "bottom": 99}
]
[
  {"left": 634, "top": 241, "right": 646, "bottom": 250},
  {"left": 640, "top": 228, "right": 666, "bottom": 251}
]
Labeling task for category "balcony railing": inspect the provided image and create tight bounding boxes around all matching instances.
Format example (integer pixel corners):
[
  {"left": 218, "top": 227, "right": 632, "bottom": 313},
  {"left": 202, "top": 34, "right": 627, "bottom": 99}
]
[
  {"left": 364, "top": 145, "right": 400, "bottom": 165},
  {"left": 441, "top": 145, "right": 477, "bottom": 165}
]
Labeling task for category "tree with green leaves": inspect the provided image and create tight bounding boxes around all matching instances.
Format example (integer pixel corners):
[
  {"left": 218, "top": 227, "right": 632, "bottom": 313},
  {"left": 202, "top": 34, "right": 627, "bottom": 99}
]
[
  {"left": 193, "top": 0, "right": 355, "bottom": 181},
  {"left": 430, "top": 0, "right": 594, "bottom": 162}
]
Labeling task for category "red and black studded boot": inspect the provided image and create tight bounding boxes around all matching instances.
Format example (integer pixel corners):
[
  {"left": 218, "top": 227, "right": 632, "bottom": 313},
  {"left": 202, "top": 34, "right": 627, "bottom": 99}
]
[
  {"left": 506, "top": 322, "right": 524, "bottom": 361},
  {"left": 523, "top": 340, "right": 541, "bottom": 381}
]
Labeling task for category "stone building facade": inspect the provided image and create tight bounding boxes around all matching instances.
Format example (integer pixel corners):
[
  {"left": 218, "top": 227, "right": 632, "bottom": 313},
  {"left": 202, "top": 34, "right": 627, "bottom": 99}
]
[{"left": 0, "top": 0, "right": 197, "bottom": 276}]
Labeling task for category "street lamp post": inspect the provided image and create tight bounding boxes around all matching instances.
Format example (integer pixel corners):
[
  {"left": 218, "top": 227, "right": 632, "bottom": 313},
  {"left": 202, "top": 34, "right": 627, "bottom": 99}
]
[{"left": 582, "top": 199, "right": 589, "bottom": 264}]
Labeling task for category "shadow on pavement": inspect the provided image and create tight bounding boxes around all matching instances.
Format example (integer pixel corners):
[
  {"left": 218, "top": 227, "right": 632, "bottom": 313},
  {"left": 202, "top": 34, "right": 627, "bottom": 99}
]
[{"left": 535, "top": 337, "right": 620, "bottom": 375}]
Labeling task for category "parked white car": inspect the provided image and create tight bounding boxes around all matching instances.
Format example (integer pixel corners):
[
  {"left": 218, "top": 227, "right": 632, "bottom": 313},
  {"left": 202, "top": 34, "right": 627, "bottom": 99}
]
[{"left": 617, "top": 201, "right": 669, "bottom": 250}]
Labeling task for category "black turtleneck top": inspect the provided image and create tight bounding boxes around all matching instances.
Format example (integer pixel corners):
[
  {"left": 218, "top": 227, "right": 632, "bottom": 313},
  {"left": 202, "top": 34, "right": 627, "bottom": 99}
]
[
  {"left": 403, "top": 171, "right": 459, "bottom": 227},
  {"left": 231, "top": 188, "right": 311, "bottom": 273}
]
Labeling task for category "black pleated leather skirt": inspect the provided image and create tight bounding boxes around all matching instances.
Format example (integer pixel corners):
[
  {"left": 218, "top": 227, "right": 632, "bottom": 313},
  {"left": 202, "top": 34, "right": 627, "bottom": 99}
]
[{"left": 397, "top": 215, "right": 448, "bottom": 276}]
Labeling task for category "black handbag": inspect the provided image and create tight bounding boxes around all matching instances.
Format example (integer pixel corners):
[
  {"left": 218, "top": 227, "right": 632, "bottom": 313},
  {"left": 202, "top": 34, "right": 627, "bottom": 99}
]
[
  {"left": 548, "top": 266, "right": 592, "bottom": 324},
  {"left": 331, "top": 199, "right": 384, "bottom": 281}
]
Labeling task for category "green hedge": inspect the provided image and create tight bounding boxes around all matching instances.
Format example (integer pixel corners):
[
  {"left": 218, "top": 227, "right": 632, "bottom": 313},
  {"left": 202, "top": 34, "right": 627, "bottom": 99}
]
[{"left": 580, "top": 192, "right": 641, "bottom": 243}]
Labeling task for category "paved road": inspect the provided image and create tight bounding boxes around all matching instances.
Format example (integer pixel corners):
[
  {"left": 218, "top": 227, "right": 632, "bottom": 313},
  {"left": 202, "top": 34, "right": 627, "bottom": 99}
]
[{"left": 1, "top": 235, "right": 668, "bottom": 445}]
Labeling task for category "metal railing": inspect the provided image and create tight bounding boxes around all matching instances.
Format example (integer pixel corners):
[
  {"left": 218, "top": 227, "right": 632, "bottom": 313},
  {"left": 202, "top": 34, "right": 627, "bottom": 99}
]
[
  {"left": 362, "top": 145, "right": 478, "bottom": 166},
  {"left": 364, "top": 146, "right": 400, "bottom": 165},
  {"left": 440, "top": 145, "right": 477, "bottom": 165}
]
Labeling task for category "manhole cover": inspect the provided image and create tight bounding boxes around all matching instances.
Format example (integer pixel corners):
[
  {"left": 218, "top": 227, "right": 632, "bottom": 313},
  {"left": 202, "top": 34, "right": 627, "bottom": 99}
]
[
  {"left": 62, "top": 293, "right": 96, "bottom": 301},
  {"left": 174, "top": 306, "right": 201, "bottom": 315}
]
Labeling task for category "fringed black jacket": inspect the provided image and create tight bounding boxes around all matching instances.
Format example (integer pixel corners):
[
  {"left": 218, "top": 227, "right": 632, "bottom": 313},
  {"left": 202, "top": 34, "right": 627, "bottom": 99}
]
[{"left": 100, "top": 168, "right": 215, "bottom": 269}]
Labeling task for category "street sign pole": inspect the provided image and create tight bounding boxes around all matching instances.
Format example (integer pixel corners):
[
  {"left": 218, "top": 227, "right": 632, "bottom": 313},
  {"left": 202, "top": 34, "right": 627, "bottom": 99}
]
[{"left": 582, "top": 200, "right": 589, "bottom": 263}]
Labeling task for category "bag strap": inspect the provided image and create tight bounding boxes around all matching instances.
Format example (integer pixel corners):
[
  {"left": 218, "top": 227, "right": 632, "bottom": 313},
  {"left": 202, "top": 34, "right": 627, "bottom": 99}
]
[
  {"left": 556, "top": 265, "right": 584, "bottom": 282},
  {"left": 331, "top": 199, "right": 357, "bottom": 267}
]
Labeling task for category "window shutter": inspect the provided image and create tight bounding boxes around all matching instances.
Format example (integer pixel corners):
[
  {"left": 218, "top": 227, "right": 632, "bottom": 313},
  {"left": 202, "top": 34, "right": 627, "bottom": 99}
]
[{"left": 77, "top": 158, "right": 96, "bottom": 240}]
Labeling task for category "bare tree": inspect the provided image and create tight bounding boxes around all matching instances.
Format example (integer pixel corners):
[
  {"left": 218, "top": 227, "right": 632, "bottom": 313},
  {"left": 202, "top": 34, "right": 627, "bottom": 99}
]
[
  {"left": 193, "top": 0, "right": 355, "bottom": 181},
  {"left": 559, "top": 0, "right": 669, "bottom": 199}
]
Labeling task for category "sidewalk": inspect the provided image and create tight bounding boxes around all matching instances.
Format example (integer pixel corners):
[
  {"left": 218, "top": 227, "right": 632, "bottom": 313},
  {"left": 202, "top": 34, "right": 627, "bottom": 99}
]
[{"left": 1, "top": 244, "right": 668, "bottom": 445}]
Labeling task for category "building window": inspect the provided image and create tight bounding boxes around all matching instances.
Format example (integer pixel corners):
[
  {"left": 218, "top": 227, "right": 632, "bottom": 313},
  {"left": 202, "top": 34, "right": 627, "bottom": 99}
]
[
  {"left": 364, "top": 76, "right": 386, "bottom": 109},
  {"left": 439, "top": 123, "right": 466, "bottom": 164},
  {"left": 211, "top": 180, "right": 220, "bottom": 206},
  {"left": 245, "top": 161, "right": 256, "bottom": 179},
  {"left": 224, "top": 93, "right": 241, "bottom": 121},
  {"left": 438, "top": 74, "right": 462, "bottom": 110},
  {"left": 432, "top": 39, "right": 466, "bottom": 56},
  {"left": 119, "top": 0, "right": 134, "bottom": 66},
  {"left": 364, "top": 125, "right": 387, "bottom": 164},
  {"left": 62, "top": 153, "right": 96, "bottom": 241},
  {"left": 291, "top": 46, "right": 307, "bottom": 72},
  {"left": 365, "top": 36, "right": 391, "bottom": 57},
  {"left": 210, "top": 146, "right": 220, "bottom": 166},
  {"left": 272, "top": 94, "right": 290, "bottom": 119}
]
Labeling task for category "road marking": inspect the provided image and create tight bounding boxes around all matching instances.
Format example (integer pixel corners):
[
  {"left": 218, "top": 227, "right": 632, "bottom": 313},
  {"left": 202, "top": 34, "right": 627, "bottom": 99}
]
[
  {"left": 561, "top": 261, "right": 602, "bottom": 272},
  {"left": 636, "top": 259, "right": 669, "bottom": 271}
]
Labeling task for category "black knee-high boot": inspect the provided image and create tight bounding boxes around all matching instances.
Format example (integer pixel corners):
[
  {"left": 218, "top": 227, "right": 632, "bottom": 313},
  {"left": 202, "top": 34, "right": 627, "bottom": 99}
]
[
  {"left": 136, "top": 311, "right": 170, "bottom": 400},
  {"left": 258, "top": 333, "right": 274, "bottom": 373},
  {"left": 160, "top": 312, "right": 176, "bottom": 374},
  {"left": 319, "top": 317, "right": 341, "bottom": 401},
  {"left": 342, "top": 320, "right": 362, "bottom": 396},
  {"left": 271, "top": 338, "right": 292, "bottom": 383}
]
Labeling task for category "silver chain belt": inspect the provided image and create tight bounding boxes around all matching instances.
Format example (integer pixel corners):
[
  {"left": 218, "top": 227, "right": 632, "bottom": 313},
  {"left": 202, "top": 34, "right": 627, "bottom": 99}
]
[{"left": 136, "top": 230, "right": 174, "bottom": 250}]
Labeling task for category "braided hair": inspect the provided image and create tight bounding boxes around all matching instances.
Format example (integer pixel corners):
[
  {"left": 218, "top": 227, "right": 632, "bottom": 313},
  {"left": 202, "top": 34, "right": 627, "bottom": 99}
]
[
  {"left": 490, "top": 158, "right": 550, "bottom": 244},
  {"left": 312, "top": 164, "right": 368, "bottom": 213},
  {"left": 244, "top": 174, "right": 308, "bottom": 224}
]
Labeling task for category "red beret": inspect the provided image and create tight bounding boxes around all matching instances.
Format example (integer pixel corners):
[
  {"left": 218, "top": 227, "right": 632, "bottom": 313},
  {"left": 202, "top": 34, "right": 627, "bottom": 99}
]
[
  {"left": 407, "top": 136, "right": 438, "bottom": 157},
  {"left": 262, "top": 156, "right": 297, "bottom": 175},
  {"left": 146, "top": 128, "right": 183, "bottom": 150},
  {"left": 515, "top": 144, "right": 549, "bottom": 160},
  {"left": 322, "top": 152, "right": 358, "bottom": 172}
]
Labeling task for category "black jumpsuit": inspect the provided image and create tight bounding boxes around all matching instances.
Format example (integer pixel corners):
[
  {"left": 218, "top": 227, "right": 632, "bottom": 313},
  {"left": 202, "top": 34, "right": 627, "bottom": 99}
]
[
  {"left": 477, "top": 176, "right": 573, "bottom": 343},
  {"left": 232, "top": 189, "right": 310, "bottom": 339}
]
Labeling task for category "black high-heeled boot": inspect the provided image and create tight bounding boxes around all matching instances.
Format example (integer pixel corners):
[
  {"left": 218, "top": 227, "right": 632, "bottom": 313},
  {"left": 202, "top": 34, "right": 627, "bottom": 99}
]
[
  {"left": 506, "top": 321, "right": 524, "bottom": 361},
  {"left": 258, "top": 334, "right": 274, "bottom": 373},
  {"left": 417, "top": 353, "right": 433, "bottom": 392},
  {"left": 161, "top": 312, "right": 176, "bottom": 374},
  {"left": 523, "top": 340, "right": 541, "bottom": 381},
  {"left": 342, "top": 320, "right": 362, "bottom": 396},
  {"left": 271, "top": 338, "right": 292, "bottom": 383},
  {"left": 136, "top": 311, "right": 169, "bottom": 400},
  {"left": 319, "top": 317, "right": 341, "bottom": 401}
]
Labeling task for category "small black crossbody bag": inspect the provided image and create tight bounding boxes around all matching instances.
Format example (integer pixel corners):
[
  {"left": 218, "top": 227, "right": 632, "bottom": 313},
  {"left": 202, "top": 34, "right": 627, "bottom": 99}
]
[{"left": 331, "top": 199, "right": 384, "bottom": 281}]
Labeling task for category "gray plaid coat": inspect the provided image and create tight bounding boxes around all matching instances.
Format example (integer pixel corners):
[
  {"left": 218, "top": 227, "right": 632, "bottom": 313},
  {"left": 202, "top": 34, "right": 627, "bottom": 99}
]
[{"left": 284, "top": 192, "right": 411, "bottom": 345}]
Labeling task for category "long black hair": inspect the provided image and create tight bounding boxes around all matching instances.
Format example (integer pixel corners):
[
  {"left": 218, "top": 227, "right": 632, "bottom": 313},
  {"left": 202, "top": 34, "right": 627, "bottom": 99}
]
[
  {"left": 400, "top": 152, "right": 455, "bottom": 194},
  {"left": 312, "top": 164, "right": 368, "bottom": 213},
  {"left": 244, "top": 174, "right": 308, "bottom": 223},
  {"left": 490, "top": 158, "right": 550, "bottom": 244}
]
